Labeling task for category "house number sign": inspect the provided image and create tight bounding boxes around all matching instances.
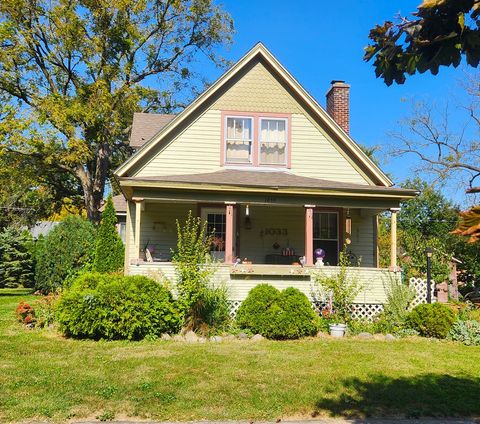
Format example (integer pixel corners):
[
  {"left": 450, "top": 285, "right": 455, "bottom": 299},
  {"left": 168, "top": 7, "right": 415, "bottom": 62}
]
[{"left": 264, "top": 228, "right": 288, "bottom": 236}]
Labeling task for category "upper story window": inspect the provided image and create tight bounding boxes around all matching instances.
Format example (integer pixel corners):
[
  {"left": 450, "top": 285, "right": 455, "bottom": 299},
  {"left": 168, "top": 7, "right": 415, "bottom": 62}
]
[
  {"left": 259, "top": 118, "right": 287, "bottom": 165},
  {"left": 223, "top": 113, "right": 290, "bottom": 168},
  {"left": 225, "top": 117, "right": 253, "bottom": 163}
]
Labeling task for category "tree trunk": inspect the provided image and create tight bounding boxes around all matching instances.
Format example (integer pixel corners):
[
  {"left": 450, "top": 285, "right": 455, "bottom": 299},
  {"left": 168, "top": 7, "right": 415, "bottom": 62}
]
[{"left": 74, "top": 147, "right": 110, "bottom": 225}]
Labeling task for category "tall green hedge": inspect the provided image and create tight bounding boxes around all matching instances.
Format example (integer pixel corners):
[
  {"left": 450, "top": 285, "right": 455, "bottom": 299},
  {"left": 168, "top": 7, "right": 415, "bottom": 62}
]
[
  {"left": 35, "top": 216, "right": 96, "bottom": 293},
  {"left": 0, "top": 227, "right": 34, "bottom": 288},
  {"left": 93, "top": 195, "right": 124, "bottom": 273},
  {"left": 56, "top": 272, "right": 182, "bottom": 340}
]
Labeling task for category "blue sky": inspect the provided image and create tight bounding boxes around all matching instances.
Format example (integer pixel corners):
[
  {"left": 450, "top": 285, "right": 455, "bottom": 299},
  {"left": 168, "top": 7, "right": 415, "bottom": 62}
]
[{"left": 202, "top": 0, "right": 475, "bottom": 205}]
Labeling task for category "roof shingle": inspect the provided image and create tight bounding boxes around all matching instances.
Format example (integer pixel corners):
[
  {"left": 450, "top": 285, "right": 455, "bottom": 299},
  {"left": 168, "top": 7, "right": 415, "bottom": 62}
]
[{"left": 129, "top": 112, "right": 176, "bottom": 148}]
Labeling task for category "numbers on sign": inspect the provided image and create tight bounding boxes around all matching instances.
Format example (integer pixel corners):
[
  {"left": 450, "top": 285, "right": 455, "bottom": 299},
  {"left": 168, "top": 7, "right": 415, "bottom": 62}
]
[{"left": 264, "top": 228, "right": 288, "bottom": 236}]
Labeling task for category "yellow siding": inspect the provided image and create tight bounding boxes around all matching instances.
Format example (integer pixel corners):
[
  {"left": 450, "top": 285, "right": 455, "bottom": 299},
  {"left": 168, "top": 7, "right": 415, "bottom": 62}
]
[
  {"left": 290, "top": 114, "right": 369, "bottom": 184},
  {"left": 135, "top": 110, "right": 222, "bottom": 177},
  {"left": 133, "top": 60, "right": 372, "bottom": 184},
  {"left": 213, "top": 61, "right": 301, "bottom": 113}
]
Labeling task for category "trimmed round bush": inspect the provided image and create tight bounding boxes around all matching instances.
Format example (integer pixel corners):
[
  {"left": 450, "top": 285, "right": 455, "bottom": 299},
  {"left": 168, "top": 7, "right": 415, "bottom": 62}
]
[
  {"left": 56, "top": 272, "right": 181, "bottom": 340},
  {"left": 406, "top": 303, "right": 455, "bottom": 339},
  {"left": 236, "top": 284, "right": 280, "bottom": 332},
  {"left": 35, "top": 216, "right": 96, "bottom": 293},
  {"left": 236, "top": 284, "right": 318, "bottom": 340}
]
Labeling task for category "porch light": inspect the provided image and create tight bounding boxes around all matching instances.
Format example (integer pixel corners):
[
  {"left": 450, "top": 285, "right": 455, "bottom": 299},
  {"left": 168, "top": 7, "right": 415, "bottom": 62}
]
[
  {"left": 244, "top": 204, "right": 252, "bottom": 230},
  {"left": 345, "top": 209, "right": 352, "bottom": 244}
]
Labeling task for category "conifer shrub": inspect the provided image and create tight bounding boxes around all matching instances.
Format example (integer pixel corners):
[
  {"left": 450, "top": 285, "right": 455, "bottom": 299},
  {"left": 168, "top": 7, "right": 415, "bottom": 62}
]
[
  {"left": 93, "top": 195, "right": 124, "bottom": 273},
  {"left": 34, "top": 216, "right": 96, "bottom": 293},
  {"left": 0, "top": 227, "right": 34, "bottom": 288},
  {"left": 56, "top": 272, "right": 181, "bottom": 340},
  {"left": 236, "top": 284, "right": 318, "bottom": 339},
  {"left": 406, "top": 303, "right": 455, "bottom": 338}
]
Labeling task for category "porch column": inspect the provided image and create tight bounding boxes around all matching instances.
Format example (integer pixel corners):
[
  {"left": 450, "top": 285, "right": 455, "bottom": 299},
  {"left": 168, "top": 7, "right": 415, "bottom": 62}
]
[
  {"left": 225, "top": 202, "right": 236, "bottom": 264},
  {"left": 304, "top": 205, "right": 315, "bottom": 266},
  {"left": 133, "top": 197, "right": 144, "bottom": 260},
  {"left": 390, "top": 207, "right": 400, "bottom": 270}
]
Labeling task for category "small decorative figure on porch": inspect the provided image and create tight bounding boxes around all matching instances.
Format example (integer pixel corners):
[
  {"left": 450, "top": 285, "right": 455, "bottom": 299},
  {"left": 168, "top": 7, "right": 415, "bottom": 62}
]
[
  {"left": 299, "top": 256, "right": 306, "bottom": 267},
  {"left": 314, "top": 248, "right": 326, "bottom": 267}
]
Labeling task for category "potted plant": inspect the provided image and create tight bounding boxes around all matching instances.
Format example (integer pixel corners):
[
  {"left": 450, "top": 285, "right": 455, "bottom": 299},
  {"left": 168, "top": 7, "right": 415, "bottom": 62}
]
[
  {"left": 210, "top": 236, "right": 225, "bottom": 260},
  {"left": 328, "top": 317, "right": 347, "bottom": 337}
]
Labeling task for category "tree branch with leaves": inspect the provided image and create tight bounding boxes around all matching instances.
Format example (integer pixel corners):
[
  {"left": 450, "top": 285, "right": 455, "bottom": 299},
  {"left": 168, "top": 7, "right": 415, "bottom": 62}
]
[
  {"left": 0, "top": 0, "right": 233, "bottom": 222},
  {"left": 364, "top": 0, "right": 480, "bottom": 86}
]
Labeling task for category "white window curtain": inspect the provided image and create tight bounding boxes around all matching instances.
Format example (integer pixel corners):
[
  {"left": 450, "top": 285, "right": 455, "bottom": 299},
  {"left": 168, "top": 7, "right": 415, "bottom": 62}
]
[
  {"left": 226, "top": 117, "right": 252, "bottom": 163},
  {"left": 260, "top": 119, "right": 287, "bottom": 165}
]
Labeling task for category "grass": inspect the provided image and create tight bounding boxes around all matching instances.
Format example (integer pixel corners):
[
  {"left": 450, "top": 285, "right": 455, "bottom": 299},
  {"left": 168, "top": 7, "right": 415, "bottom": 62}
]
[{"left": 1, "top": 288, "right": 480, "bottom": 423}]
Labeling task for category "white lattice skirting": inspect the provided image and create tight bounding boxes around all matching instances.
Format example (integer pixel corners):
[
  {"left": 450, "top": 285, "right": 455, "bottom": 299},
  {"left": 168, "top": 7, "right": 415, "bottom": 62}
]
[
  {"left": 409, "top": 277, "right": 436, "bottom": 308},
  {"left": 229, "top": 300, "right": 384, "bottom": 321}
]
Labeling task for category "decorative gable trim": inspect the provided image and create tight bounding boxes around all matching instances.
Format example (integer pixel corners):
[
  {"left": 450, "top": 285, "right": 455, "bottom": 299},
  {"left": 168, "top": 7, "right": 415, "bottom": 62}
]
[{"left": 115, "top": 43, "right": 392, "bottom": 187}]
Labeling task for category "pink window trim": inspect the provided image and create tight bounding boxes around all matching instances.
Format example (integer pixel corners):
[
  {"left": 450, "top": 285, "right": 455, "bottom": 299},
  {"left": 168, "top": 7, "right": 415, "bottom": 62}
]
[{"left": 220, "top": 110, "right": 292, "bottom": 168}]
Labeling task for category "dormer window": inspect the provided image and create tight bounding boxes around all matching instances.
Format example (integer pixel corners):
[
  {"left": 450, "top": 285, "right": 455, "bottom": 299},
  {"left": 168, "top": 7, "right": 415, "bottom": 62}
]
[
  {"left": 225, "top": 116, "right": 253, "bottom": 164},
  {"left": 259, "top": 118, "right": 287, "bottom": 165}
]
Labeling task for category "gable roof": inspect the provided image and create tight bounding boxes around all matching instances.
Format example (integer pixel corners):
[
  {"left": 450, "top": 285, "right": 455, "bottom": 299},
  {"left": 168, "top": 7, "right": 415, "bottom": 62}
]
[
  {"left": 129, "top": 113, "right": 176, "bottom": 148},
  {"left": 115, "top": 43, "right": 393, "bottom": 187}
]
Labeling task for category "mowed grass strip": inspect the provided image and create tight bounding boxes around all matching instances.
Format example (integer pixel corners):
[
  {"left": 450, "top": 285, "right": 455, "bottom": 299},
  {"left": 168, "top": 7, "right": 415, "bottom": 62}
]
[{"left": 1, "top": 289, "right": 480, "bottom": 423}]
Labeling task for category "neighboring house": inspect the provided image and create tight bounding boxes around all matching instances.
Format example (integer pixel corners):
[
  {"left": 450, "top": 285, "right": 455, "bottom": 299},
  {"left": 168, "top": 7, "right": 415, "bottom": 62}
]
[
  {"left": 30, "top": 221, "right": 60, "bottom": 240},
  {"left": 114, "top": 43, "right": 417, "bottom": 316}
]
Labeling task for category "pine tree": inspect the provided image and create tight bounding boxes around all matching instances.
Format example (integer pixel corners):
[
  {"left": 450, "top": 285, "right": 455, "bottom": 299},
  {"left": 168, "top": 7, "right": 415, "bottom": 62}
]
[
  {"left": 93, "top": 195, "right": 125, "bottom": 273},
  {"left": 0, "top": 228, "right": 34, "bottom": 288}
]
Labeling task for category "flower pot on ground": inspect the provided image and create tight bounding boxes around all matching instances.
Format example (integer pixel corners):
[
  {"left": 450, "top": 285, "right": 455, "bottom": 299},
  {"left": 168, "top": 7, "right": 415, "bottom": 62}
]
[{"left": 329, "top": 323, "right": 347, "bottom": 337}]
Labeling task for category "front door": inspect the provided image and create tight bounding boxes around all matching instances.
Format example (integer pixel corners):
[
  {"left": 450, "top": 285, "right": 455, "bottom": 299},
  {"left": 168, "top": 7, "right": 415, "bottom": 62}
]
[{"left": 201, "top": 207, "right": 235, "bottom": 261}]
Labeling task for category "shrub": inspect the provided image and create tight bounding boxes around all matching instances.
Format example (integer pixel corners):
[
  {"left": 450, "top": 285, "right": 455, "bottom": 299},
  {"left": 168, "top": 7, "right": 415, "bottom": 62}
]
[
  {"left": 375, "top": 274, "right": 415, "bottom": 333},
  {"left": 56, "top": 272, "right": 181, "bottom": 340},
  {"left": 448, "top": 320, "right": 480, "bottom": 346},
  {"left": 16, "top": 301, "right": 35, "bottom": 325},
  {"left": 406, "top": 303, "right": 455, "bottom": 338},
  {"left": 171, "top": 211, "right": 229, "bottom": 333},
  {"left": 34, "top": 216, "right": 96, "bottom": 293},
  {"left": 34, "top": 293, "right": 59, "bottom": 328},
  {"left": 313, "top": 248, "right": 362, "bottom": 322},
  {"left": 0, "top": 228, "right": 34, "bottom": 288},
  {"left": 236, "top": 284, "right": 280, "bottom": 332},
  {"left": 236, "top": 284, "right": 318, "bottom": 340},
  {"left": 93, "top": 195, "right": 124, "bottom": 273}
]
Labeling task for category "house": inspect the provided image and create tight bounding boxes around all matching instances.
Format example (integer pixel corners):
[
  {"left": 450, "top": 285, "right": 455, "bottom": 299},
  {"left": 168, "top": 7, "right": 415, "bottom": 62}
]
[{"left": 114, "top": 43, "right": 417, "bottom": 317}]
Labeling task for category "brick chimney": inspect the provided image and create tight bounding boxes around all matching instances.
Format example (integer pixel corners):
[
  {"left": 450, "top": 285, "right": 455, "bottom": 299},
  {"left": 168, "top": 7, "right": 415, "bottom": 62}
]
[{"left": 326, "top": 80, "right": 350, "bottom": 134}]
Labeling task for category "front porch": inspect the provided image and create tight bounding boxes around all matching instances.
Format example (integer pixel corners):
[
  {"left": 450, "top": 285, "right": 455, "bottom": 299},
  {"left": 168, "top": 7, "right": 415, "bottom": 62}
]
[
  {"left": 125, "top": 197, "right": 401, "bottom": 269},
  {"left": 123, "top": 194, "right": 404, "bottom": 315}
]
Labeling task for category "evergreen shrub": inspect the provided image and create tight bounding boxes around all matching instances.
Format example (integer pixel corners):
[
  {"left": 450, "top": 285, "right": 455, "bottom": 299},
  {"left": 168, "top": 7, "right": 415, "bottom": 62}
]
[
  {"left": 0, "top": 227, "right": 34, "bottom": 288},
  {"left": 93, "top": 195, "right": 124, "bottom": 273},
  {"left": 236, "top": 284, "right": 318, "bottom": 339},
  {"left": 34, "top": 216, "right": 96, "bottom": 292},
  {"left": 56, "top": 272, "right": 181, "bottom": 340}
]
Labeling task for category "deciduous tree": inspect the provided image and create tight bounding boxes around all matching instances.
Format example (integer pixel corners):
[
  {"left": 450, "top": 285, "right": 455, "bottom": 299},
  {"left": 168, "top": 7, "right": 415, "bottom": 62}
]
[{"left": 0, "top": 0, "right": 233, "bottom": 222}]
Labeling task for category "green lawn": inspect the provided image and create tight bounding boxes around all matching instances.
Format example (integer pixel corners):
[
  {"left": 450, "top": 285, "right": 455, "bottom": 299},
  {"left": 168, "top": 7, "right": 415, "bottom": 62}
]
[{"left": 1, "top": 289, "right": 480, "bottom": 423}]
